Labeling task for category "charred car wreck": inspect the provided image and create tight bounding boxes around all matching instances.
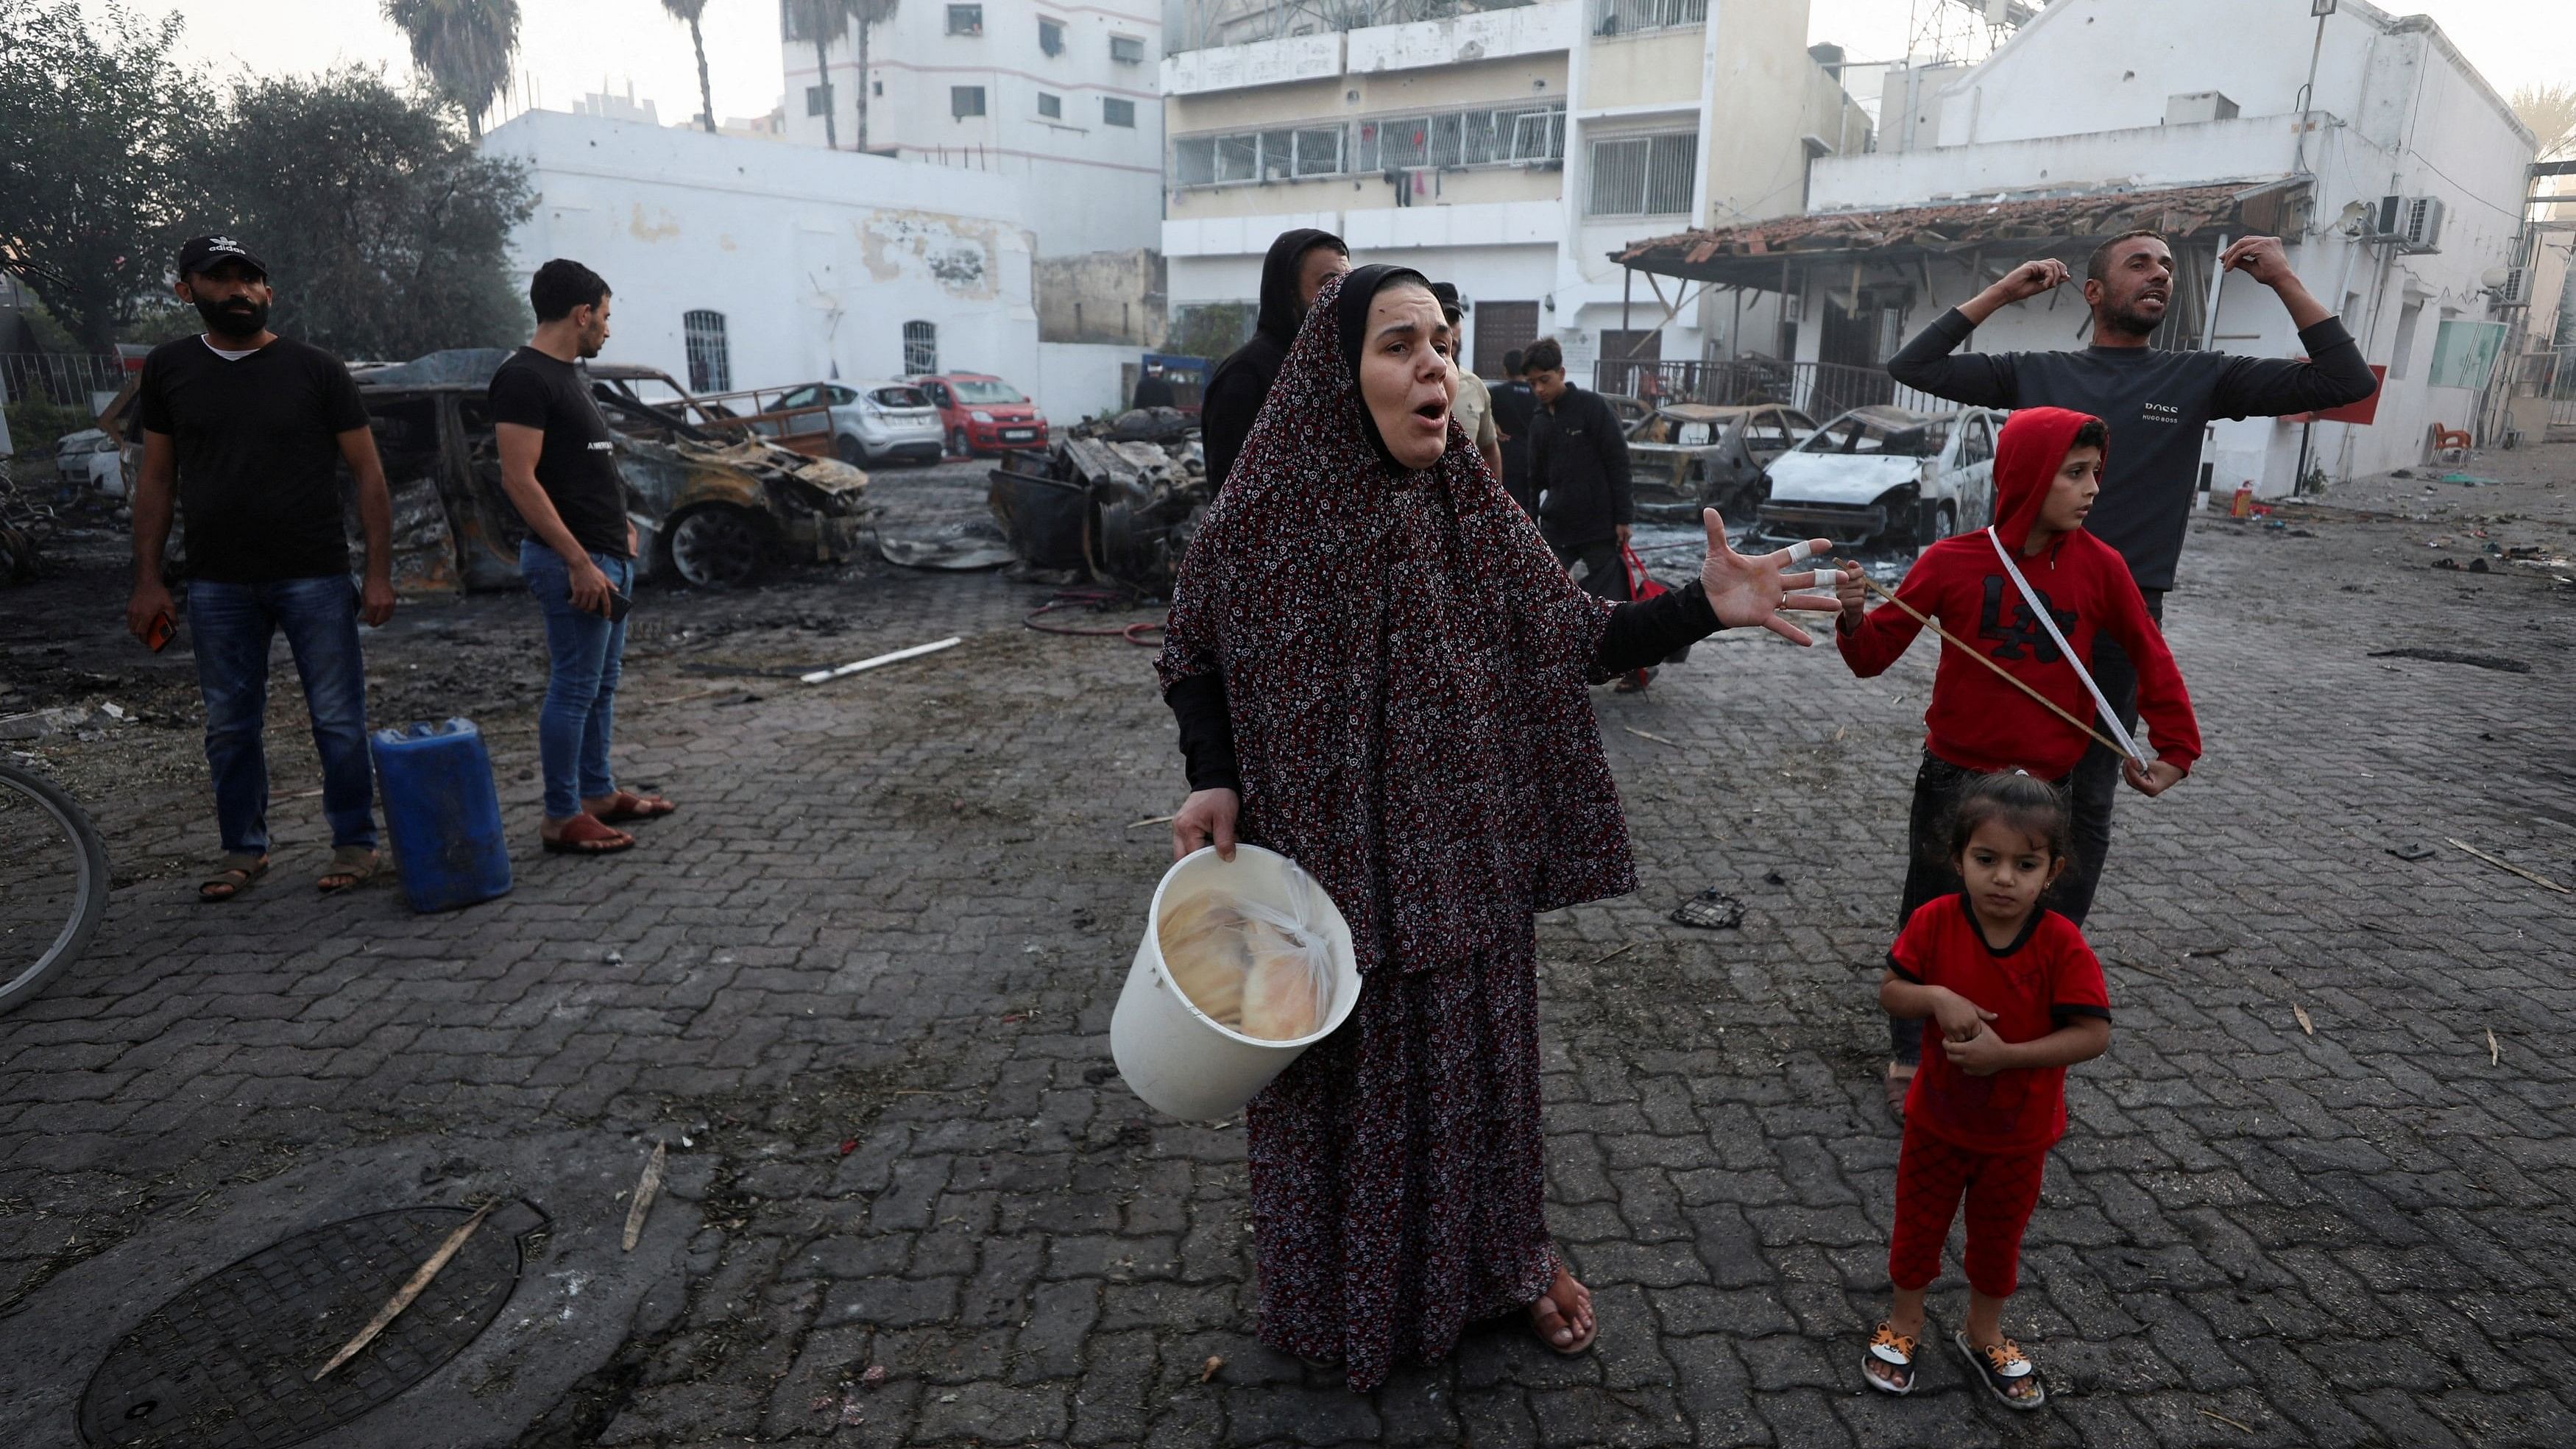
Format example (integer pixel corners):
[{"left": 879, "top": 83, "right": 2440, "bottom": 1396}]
[
  {"left": 105, "top": 349, "right": 877, "bottom": 592},
  {"left": 987, "top": 408, "right": 1206, "bottom": 589}
]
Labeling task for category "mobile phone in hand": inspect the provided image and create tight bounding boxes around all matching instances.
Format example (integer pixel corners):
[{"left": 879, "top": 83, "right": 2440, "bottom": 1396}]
[
  {"left": 144, "top": 611, "right": 176, "bottom": 653},
  {"left": 605, "top": 585, "right": 633, "bottom": 623}
]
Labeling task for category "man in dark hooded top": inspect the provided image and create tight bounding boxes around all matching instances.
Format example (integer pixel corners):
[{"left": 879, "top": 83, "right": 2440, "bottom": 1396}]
[{"left": 1200, "top": 228, "right": 1348, "bottom": 493}]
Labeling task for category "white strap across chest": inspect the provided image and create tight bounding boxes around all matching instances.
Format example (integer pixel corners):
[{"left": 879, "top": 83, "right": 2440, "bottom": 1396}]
[{"left": 1984, "top": 527, "right": 2153, "bottom": 768}]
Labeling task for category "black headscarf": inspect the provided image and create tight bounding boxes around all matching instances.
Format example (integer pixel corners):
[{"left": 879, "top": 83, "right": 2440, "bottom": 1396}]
[
  {"left": 1203, "top": 227, "right": 1348, "bottom": 493},
  {"left": 1330, "top": 263, "right": 1434, "bottom": 473}
]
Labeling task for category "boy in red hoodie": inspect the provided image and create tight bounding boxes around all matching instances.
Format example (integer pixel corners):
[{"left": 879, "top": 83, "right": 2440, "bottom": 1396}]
[{"left": 1832, "top": 406, "right": 2198, "bottom": 1118}]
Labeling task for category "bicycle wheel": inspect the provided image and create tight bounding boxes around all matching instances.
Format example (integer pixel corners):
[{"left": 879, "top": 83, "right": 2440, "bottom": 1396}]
[{"left": 0, "top": 762, "right": 108, "bottom": 1014}]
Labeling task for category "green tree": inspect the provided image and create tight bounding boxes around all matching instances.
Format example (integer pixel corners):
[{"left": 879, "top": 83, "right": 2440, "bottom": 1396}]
[
  {"left": 179, "top": 70, "right": 534, "bottom": 361},
  {"left": 785, "top": 0, "right": 896, "bottom": 151},
  {"left": 381, "top": 0, "right": 520, "bottom": 141},
  {"left": 661, "top": 0, "right": 718, "bottom": 133},
  {"left": 0, "top": 0, "right": 209, "bottom": 349}
]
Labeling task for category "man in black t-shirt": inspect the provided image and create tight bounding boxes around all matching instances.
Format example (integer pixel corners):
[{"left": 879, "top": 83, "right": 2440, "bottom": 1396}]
[
  {"left": 127, "top": 234, "right": 397, "bottom": 901},
  {"left": 490, "top": 258, "right": 673, "bottom": 857},
  {"left": 1490, "top": 348, "right": 1539, "bottom": 517}
]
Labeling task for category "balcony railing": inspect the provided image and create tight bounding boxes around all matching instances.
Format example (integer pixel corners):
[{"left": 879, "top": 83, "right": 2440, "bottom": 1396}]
[{"left": 1592, "top": 356, "right": 1948, "bottom": 421}]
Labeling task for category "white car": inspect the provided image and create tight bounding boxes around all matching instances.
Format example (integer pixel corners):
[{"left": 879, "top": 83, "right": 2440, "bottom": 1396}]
[
  {"left": 53, "top": 428, "right": 127, "bottom": 498},
  {"left": 1752, "top": 405, "right": 2001, "bottom": 550},
  {"left": 767, "top": 380, "right": 944, "bottom": 467}
]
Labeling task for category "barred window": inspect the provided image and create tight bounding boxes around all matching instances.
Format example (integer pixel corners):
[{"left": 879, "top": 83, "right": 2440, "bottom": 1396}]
[
  {"left": 1353, "top": 102, "right": 1564, "bottom": 171},
  {"left": 1593, "top": 0, "right": 1707, "bottom": 36},
  {"left": 683, "top": 310, "right": 730, "bottom": 394},
  {"left": 1586, "top": 132, "right": 1696, "bottom": 216},
  {"left": 1104, "top": 96, "right": 1136, "bottom": 127},
  {"left": 1293, "top": 127, "right": 1341, "bottom": 175},
  {"left": 1038, "top": 17, "right": 1064, "bottom": 55},
  {"left": 902, "top": 321, "right": 937, "bottom": 376}
]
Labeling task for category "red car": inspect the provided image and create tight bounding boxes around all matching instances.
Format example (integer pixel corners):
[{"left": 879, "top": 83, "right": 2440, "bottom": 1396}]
[{"left": 909, "top": 373, "right": 1050, "bottom": 457}]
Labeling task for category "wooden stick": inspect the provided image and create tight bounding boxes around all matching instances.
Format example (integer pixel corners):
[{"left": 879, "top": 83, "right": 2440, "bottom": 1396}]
[
  {"left": 313, "top": 1202, "right": 495, "bottom": 1380},
  {"left": 1848, "top": 570, "right": 2129, "bottom": 759},
  {"left": 1624, "top": 726, "right": 1682, "bottom": 748},
  {"left": 2444, "top": 838, "right": 2570, "bottom": 894},
  {"left": 623, "top": 1141, "right": 667, "bottom": 1253}
]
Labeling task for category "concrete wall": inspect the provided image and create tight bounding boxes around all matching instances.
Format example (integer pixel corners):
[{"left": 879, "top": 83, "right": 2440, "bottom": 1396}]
[
  {"left": 1036, "top": 341, "right": 1139, "bottom": 422},
  {"left": 1582, "top": 32, "right": 1704, "bottom": 110},
  {"left": 1036, "top": 249, "right": 1167, "bottom": 346},
  {"left": 1813, "top": 115, "right": 2306, "bottom": 210},
  {"left": 782, "top": 0, "right": 1164, "bottom": 256},
  {"left": 483, "top": 111, "right": 1041, "bottom": 404}
]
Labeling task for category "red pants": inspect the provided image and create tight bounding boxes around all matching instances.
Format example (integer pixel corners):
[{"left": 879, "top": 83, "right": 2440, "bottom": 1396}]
[{"left": 1887, "top": 1122, "right": 2049, "bottom": 1299}]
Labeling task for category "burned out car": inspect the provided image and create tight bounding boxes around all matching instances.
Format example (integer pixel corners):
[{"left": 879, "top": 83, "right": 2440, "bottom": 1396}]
[
  {"left": 1752, "top": 405, "right": 2000, "bottom": 551},
  {"left": 1622, "top": 403, "right": 1816, "bottom": 522},
  {"left": 986, "top": 408, "right": 1205, "bottom": 587},
  {"left": 109, "top": 349, "right": 877, "bottom": 592}
]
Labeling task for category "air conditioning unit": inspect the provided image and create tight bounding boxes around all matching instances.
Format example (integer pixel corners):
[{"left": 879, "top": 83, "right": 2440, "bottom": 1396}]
[
  {"left": 2493, "top": 266, "right": 2530, "bottom": 305},
  {"left": 2396, "top": 195, "right": 2445, "bottom": 253}
]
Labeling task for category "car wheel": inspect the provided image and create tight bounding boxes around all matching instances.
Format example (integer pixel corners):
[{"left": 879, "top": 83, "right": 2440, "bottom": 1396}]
[
  {"left": 1919, "top": 500, "right": 1958, "bottom": 547},
  {"left": 835, "top": 435, "right": 871, "bottom": 468},
  {"left": 948, "top": 427, "right": 971, "bottom": 461},
  {"left": 665, "top": 506, "right": 765, "bottom": 589}
]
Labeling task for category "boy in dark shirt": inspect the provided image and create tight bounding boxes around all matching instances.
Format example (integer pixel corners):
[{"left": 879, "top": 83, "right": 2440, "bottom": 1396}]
[
  {"left": 126, "top": 235, "right": 397, "bottom": 901},
  {"left": 1886, "top": 231, "right": 2371, "bottom": 924},
  {"left": 1490, "top": 349, "right": 1538, "bottom": 517},
  {"left": 489, "top": 258, "right": 674, "bottom": 857}
]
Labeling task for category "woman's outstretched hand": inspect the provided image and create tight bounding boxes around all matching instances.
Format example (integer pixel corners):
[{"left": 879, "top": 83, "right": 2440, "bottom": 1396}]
[
  {"left": 1172, "top": 788, "right": 1240, "bottom": 862},
  {"left": 1697, "top": 509, "right": 1842, "bottom": 646}
]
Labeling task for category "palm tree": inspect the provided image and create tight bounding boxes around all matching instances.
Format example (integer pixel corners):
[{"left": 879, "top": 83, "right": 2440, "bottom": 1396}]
[
  {"left": 381, "top": 0, "right": 520, "bottom": 141},
  {"left": 661, "top": 0, "right": 718, "bottom": 133},
  {"left": 785, "top": 0, "right": 896, "bottom": 152}
]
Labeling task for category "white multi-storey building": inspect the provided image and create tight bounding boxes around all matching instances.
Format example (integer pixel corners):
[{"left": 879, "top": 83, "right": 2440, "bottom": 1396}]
[
  {"left": 1613, "top": 0, "right": 2552, "bottom": 492},
  {"left": 1158, "top": 0, "right": 1866, "bottom": 381},
  {"left": 782, "top": 0, "right": 1167, "bottom": 257}
]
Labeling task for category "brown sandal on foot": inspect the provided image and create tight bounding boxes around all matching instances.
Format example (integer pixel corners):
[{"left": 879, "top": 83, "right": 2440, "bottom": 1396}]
[
  {"left": 542, "top": 813, "right": 634, "bottom": 855},
  {"left": 199, "top": 853, "right": 269, "bottom": 902},
  {"left": 318, "top": 844, "right": 381, "bottom": 893},
  {"left": 1530, "top": 1270, "right": 1599, "bottom": 1356},
  {"left": 588, "top": 790, "right": 676, "bottom": 823}
]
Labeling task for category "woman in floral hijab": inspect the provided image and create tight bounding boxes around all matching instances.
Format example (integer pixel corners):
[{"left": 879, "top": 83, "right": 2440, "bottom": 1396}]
[{"left": 1157, "top": 266, "right": 1837, "bottom": 1389}]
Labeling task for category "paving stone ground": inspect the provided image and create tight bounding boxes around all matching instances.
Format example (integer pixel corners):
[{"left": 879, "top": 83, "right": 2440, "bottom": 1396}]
[{"left": 3, "top": 451, "right": 2574, "bottom": 1447}]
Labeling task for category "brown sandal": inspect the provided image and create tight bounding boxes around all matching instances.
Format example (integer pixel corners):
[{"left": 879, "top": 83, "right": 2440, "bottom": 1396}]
[
  {"left": 1530, "top": 1269, "right": 1599, "bottom": 1356},
  {"left": 542, "top": 813, "right": 634, "bottom": 855},
  {"left": 588, "top": 790, "right": 676, "bottom": 823},
  {"left": 199, "top": 853, "right": 268, "bottom": 902},
  {"left": 318, "top": 845, "right": 380, "bottom": 893}
]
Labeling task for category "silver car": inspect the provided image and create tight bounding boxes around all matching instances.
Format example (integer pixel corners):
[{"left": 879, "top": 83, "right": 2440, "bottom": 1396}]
[
  {"left": 1753, "top": 405, "right": 2001, "bottom": 550},
  {"left": 770, "top": 380, "right": 944, "bottom": 467}
]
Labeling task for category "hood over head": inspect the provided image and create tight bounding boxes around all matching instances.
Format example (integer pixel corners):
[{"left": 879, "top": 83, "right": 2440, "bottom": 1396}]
[
  {"left": 1991, "top": 405, "right": 2103, "bottom": 553},
  {"left": 1253, "top": 227, "right": 1348, "bottom": 345}
]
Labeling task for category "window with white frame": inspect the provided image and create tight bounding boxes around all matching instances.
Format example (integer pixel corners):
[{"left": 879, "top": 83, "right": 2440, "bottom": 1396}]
[
  {"left": 1109, "top": 34, "right": 1145, "bottom": 63},
  {"left": 1586, "top": 131, "right": 1696, "bottom": 216},
  {"left": 1103, "top": 96, "right": 1135, "bottom": 127},
  {"left": 1593, "top": 0, "right": 1707, "bottom": 36},
  {"left": 683, "top": 310, "right": 731, "bottom": 393},
  {"left": 1037, "top": 91, "right": 1061, "bottom": 120},
  {"left": 946, "top": 4, "right": 983, "bottom": 35},
  {"left": 952, "top": 85, "right": 986, "bottom": 118},
  {"left": 1175, "top": 103, "right": 1560, "bottom": 188},
  {"left": 902, "top": 321, "right": 937, "bottom": 376}
]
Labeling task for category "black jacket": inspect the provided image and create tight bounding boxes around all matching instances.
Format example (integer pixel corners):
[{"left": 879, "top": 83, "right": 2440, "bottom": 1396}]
[
  {"left": 1888, "top": 308, "right": 2375, "bottom": 590},
  {"left": 1488, "top": 378, "right": 1539, "bottom": 515},
  {"left": 1201, "top": 227, "right": 1345, "bottom": 494},
  {"left": 1532, "top": 383, "right": 1632, "bottom": 548}
]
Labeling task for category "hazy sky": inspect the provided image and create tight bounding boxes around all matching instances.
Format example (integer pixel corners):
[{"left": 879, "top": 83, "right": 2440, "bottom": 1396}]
[{"left": 92, "top": 0, "right": 2575, "bottom": 131}]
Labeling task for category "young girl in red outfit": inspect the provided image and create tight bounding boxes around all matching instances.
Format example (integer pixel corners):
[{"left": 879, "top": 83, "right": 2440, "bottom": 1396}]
[
  {"left": 1833, "top": 406, "right": 2198, "bottom": 1120},
  {"left": 1861, "top": 771, "right": 2110, "bottom": 1410}
]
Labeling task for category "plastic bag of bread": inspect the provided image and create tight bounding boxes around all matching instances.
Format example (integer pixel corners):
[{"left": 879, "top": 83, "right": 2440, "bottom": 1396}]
[{"left": 1156, "top": 862, "right": 1335, "bottom": 1041}]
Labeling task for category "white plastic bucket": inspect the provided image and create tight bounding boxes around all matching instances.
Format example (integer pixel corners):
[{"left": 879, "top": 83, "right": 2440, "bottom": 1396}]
[{"left": 1111, "top": 844, "right": 1363, "bottom": 1121}]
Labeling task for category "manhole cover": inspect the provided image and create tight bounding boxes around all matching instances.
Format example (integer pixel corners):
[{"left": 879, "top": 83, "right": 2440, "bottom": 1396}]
[{"left": 77, "top": 1202, "right": 539, "bottom": 1449}]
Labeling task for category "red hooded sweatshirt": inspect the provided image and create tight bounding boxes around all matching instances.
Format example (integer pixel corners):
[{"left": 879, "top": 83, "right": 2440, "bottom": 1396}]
[{"left": 1836, "top": 406, "right": 2200, "bottom": 779}]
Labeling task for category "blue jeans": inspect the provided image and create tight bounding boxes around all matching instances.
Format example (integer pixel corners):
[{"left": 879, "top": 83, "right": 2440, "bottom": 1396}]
[
  {"left": 187, "top": 575, "right": 377, "bottom": 854},
  {"left": 520, "top": 541, "right": 631, "bottom": 818}
]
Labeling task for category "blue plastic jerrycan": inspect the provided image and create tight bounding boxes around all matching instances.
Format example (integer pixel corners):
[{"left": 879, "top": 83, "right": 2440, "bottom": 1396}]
[{"left": 370, "top": 718, "right": 512, "bottom": 913}]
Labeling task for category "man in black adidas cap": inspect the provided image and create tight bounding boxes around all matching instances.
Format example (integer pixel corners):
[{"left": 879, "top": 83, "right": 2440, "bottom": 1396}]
[{"left": 128, "top": 234, "right": 397, "bottom": 902}]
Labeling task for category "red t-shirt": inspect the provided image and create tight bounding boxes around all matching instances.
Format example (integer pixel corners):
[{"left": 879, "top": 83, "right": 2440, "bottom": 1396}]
[{"left": 1892, "top": 894, "right": 2111, "bottom": 1155}]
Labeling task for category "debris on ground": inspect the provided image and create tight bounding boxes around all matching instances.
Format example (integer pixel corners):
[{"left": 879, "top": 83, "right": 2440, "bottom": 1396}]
[
  {"left": 987, "top": 410, "right": 1206, "bottom": 588},
  {"left": 2385, "top": 843, "right": 2436, "bottom": 862},
  {"left": 2366, "top": 648, "right": 2531, "bottom": 673},
  {"left": 1200, "top": 1355, "right": 1225, "bottom": 1384},
  {"left": 2444, "top": 838, "right": 2570, "bottom": 895},
  {"left": 622, "top": 1141, "right": 666, "bottom": 1252},
  {"left": 799, "top": 637, "right": 962, "bottom": 684},
  {"left": 314, "top": 1201, "right": 496, "bottom": 1380},
  {"left": 1670, "top": 889, "right": 1747, "bottom": 930},
  {"left": 876, "top": 519, "right": 1019, "bottom": 571}
]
